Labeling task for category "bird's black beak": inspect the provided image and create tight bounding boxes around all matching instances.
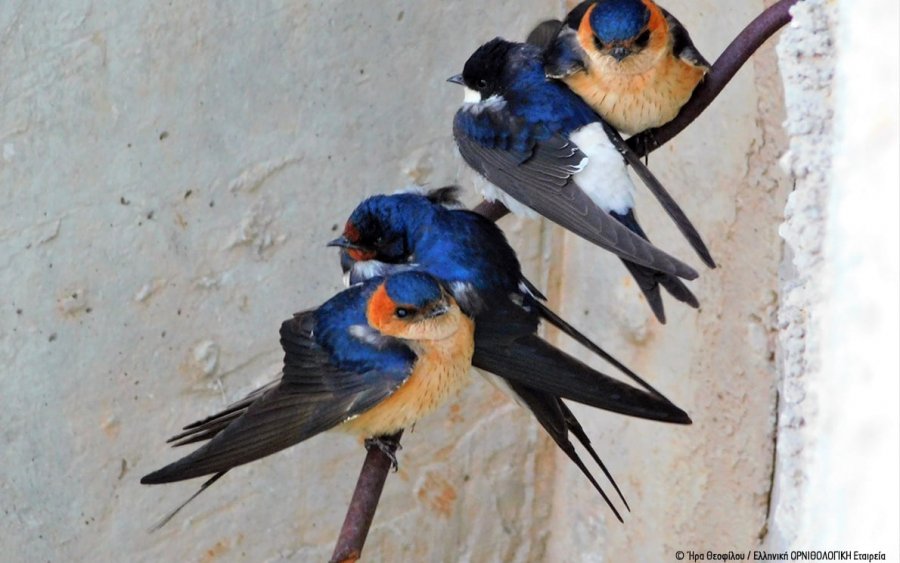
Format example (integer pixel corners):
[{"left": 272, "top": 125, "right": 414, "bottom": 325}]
[
  {"left": 327, "top": 235, "right": 361, "bottom": 250},
  {"left": 610, "top": 46, "right": 631, "bottom": 62},
  {"left": 447, "top": 74, "right": 465, "bottom": 85}
]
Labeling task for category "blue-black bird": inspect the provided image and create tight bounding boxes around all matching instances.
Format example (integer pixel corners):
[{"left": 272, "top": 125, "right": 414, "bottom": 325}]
[
  {"left": 329, "top": 187, "right": 693, "bottom": 521},
  {"left": 141, "top": 271, "right": 474, "bottom": 525},
  {"left": 449, "top": 37, "right": 714, "bottom": 322},
  {"left": 540, "top": 0, "right": 710, "bottom": 135}
]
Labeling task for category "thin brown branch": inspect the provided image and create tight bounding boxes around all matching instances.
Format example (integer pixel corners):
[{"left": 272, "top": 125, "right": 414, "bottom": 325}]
[
  {"left": 330, "top": 1, "right": 797, "bottom": 558},
  {"left": 330, "top": 431, "right": 402, "bottom": 563}
]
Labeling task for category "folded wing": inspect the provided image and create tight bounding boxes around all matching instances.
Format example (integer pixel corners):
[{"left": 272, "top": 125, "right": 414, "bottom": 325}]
[
  {"left": 471, "top": 301, "right": 691, "bottom": 424},
  {"left": 454, "top": 108, "right": 698, "bottom": 280},
  {"left": 141, "top": 311, "right": 411, "bottom": 484}
]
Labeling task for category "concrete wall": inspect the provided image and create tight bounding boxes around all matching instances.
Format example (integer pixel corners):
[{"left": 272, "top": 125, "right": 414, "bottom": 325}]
[
  {"left": 768, "top": 0, "right": 900, "bottom": 554},
  {"left": 1, "top": 0, "right": 895, "bottom": 561}
]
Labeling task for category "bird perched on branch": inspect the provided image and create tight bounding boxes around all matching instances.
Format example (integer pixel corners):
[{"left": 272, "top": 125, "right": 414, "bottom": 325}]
[
  {"left": 141, "top": 271, "right": 474, "bottom": 526},
  {"left": 330, "top": 187, "right": 693, "bottom": 521},
  {"left": 539, "top": 0, "right": 710, "bottom": 136},
  {"left": 450, "top": 37, "right": 713, "bottom": 322}
]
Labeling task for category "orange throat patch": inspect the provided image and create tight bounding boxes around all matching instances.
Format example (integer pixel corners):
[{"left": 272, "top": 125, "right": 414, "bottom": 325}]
[
  {"left": 341, "top": 310, "right": 475, "bottom": 437},
  {"left": 572, "top": 3, "right": 706, "bottom": 134}
]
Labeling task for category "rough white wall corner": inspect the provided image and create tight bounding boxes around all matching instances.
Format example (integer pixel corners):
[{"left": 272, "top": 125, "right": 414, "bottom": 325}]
[{"left": 769, "top": 0, "right": 900, "bottom": 555}]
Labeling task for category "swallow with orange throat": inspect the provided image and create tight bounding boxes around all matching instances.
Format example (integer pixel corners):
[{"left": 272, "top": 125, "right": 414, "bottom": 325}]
[
  {"left": 330, "top": 187, "right": 694, "bottom": 521},
  {"left": 450, "top": 37, "right": 714, "bottom": 322},
  {"left": 141, "top": 271, "right": 473, "bottom": 527},
  {"left": 541, "top": 0, "right": 710, "bottom": 136}
]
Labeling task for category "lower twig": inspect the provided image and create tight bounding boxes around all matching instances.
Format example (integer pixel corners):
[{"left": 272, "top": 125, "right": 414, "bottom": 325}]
[
  {"left": 329, "top": 431, "right": 403, "bottom": 563},
  {"left": 330, "top": 1, "right": 797, "bottom": 558}
]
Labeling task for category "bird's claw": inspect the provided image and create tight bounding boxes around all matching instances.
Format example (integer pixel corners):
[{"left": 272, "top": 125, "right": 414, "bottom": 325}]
[
  {"left": 631, "top": 130, "right": 659, "bottom": 164},
  {"left": 365, "top": 436, "right": 402, "bottom": 472}
]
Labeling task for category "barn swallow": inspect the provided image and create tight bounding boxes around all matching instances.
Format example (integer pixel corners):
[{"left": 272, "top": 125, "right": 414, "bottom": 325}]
[
  {"left": 449, "top": 37, "right": 714, "bottom": 322},
  {"left": 330, "top": 187, "right": 693, "bottom": 521},
  {"left": 541, "top": 0, "right": 710, "bottom": 135},
  {"left": 141, "top": 271, "right": 474, "bottom": 525}
]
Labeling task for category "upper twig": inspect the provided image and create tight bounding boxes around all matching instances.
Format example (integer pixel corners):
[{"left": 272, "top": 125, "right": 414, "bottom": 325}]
[
  {"left": 627, "top": 0, "right": 798, "bottom": 155},
  {"left": 473, "top": 0, "right": 798, "bottom": 222}
]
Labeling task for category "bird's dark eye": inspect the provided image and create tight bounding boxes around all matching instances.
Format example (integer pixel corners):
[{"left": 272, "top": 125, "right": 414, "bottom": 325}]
[
  {"left": 593, "top": 36, "right": 606, "bottom": 51},
  {"left": 477, "top": 79, "right": 488, "bottom": 89},
  {"left": 635, "top": 29, "right": 651, "bottom": 47},
  {"left": 395, "top": 307, "right": 412, "bottom": 319}
]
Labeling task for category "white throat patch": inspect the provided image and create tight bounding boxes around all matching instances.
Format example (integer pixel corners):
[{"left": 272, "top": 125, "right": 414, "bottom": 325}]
[{"left": 463, "top": 87, "right": 481, "bottom": 104}]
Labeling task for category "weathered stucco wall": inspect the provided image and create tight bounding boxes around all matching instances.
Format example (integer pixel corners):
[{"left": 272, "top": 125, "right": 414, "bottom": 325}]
[
  {"left": 0, "top": 3, "right": 556, "bottom": 561},
  {"left": 768, "top": 0, "right": 838, "bottom": 549},
  {"left": 768, "top": 0, "right": 900, "bottom": 555},
  {"left": 2, "top": 0, "right": 895, "bottom": 561}
]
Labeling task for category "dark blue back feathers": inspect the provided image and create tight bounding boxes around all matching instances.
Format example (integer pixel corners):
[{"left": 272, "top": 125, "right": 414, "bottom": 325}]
[
  {"left": 589, "top": 0, "right": 649, "bottom": 43},
  {"left": 352, "top": 193, "right": 523, "bottom": 300},
  {"left": 456, "top": 39, "right": 600, "bottom": 152},
  {"left": 504, "top": 43, "right": 599, "bottom": 135},
  {"left": 313, "top": 280, "right": 415, "bottom": 374},
  {"left": 416, "top": 207, "right": 522, "bottom": 299}
]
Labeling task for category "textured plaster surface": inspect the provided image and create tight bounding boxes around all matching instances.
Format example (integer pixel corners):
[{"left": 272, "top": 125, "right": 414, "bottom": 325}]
[
  {"left": 0, "top": 2, "right": 554, "bottom": 561},
  {"left": 768, "top": 0, "right": 900, "bottom": 556},
  {"left": 804, "top": 0, "right": 900, "bottom": 550},
  {"left": 767, "top": 0, "right": 837, "bottom": 550},
  {"left": 5, "top": 0, "right": 887, "bottom": 561}
]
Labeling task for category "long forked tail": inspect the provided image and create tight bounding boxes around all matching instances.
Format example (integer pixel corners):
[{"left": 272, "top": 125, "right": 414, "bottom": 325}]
[
  {"left": 522, "top": 287, "right": 675, "bottom": 400},
  {"left": 609, "top": 209, "right": 700, "bottom": 323},
  {"left": 620, "top": 258, "right": 700, "bottom": 324},
  {"left": 510, "top": 383, "right": 626, "bottom": 522},
  {"left": 147, "top": 472, "right": 226, "bottom": 532},
  {"left": 601, "top": 120, "right": 716, "bottom": 269}
]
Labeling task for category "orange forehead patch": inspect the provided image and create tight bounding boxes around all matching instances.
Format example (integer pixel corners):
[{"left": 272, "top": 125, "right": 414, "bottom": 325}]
[
  {"left": 366, "top": 283, "right": 398, "bottom": 332},
  {"left": 642, "top": 0, "right": 667, "bottom": 35},
  {"left": 343, "top": 222, "right": 360, "bottom": 242},
  {"left": 578, "top": 3, "right": 596, "bottom": 48}
]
